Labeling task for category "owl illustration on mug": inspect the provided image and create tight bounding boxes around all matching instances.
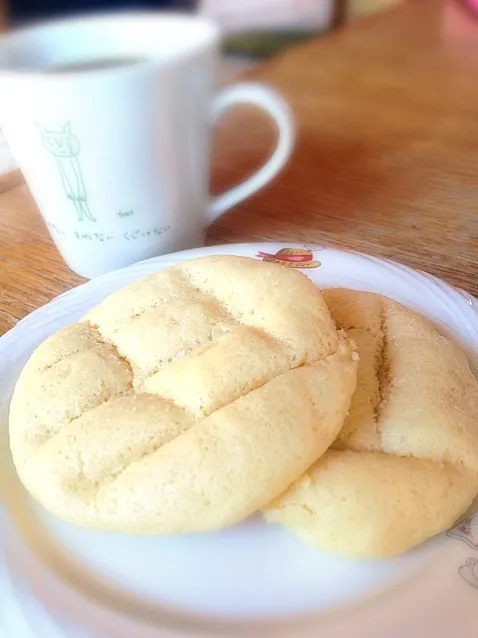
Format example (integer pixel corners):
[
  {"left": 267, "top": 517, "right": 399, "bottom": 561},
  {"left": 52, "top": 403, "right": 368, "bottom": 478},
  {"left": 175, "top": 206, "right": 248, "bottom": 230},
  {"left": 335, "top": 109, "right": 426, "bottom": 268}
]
[{"left": 37, "top": 121, "right": 96, "bottom": 222}]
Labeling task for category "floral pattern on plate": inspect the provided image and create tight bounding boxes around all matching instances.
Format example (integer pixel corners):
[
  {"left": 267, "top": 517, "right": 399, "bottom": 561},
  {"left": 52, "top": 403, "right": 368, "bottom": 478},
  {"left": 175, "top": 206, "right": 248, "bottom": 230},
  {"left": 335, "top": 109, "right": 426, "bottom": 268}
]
[
  {"left": 458, "top": 558, "right": 478, "bottom": 589},
  {"left": 447, "top": 512, "right": 478, "bottom": 550}
]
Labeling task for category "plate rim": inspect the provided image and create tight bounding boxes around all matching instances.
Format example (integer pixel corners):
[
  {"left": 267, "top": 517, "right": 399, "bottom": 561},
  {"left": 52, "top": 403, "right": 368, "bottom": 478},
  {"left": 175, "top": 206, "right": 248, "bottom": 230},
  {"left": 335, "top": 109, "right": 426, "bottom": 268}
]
[{"left": 1, "top": 241, "right": 477, "bottom": 348}]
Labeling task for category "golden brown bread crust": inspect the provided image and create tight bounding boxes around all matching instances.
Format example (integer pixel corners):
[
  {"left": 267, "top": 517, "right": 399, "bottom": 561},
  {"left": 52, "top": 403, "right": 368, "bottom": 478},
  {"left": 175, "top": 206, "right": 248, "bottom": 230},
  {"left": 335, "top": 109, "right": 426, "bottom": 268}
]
[
  {"left": 264, "top": 289, "right": 478, "bottom": 558},
  {"left": 9, "top": 256, "right": 358, "bottom": 533}
]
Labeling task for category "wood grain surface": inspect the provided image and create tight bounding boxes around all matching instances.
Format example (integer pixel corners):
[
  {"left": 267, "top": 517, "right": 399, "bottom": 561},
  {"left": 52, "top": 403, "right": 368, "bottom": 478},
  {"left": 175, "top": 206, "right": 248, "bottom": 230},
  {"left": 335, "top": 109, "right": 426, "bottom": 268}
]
[{"left": 1, "top": 0, "right": 478, "bottom": 336}]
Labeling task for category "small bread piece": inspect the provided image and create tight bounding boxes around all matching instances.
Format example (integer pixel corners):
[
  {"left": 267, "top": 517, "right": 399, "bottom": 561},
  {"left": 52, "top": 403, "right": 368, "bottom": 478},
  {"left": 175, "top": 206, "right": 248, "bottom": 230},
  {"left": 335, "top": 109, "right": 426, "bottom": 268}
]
[
  {"left": 9, "top": 257, "right": 358, "bottom": 534},
  {"left": 264, "top": 289, "right": 478, "bottom": 558}
]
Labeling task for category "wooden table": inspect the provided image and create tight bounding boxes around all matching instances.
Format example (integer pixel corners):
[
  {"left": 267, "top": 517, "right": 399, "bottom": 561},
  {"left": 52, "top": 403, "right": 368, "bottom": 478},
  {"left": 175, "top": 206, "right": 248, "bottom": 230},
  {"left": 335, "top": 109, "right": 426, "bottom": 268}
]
[{"left": 1, "top": 0, "right": 478, "bottom": 335}]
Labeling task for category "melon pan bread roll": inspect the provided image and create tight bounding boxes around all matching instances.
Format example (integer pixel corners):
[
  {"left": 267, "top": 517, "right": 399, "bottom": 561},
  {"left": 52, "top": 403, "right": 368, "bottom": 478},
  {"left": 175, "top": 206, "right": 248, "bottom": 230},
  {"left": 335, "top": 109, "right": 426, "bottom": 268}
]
[
  {"left": 264, "top": 289, "right": 478, "bottom": 558},
  {"left": 9, "top": 256, "right": 358, "bottom": 534}
]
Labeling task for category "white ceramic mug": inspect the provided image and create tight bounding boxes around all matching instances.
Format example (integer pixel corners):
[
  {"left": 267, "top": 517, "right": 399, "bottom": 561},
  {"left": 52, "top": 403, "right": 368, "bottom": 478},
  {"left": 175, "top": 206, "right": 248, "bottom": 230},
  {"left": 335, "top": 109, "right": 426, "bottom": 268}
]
[{"left": 0, "top": 13, "right": 294, "bottom": 279}]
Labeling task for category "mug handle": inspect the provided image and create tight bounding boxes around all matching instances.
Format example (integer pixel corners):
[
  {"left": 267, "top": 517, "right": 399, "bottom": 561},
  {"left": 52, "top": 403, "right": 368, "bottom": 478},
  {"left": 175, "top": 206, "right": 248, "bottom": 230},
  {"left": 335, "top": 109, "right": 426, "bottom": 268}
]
[{"left": 208, "top": 82, "right": 295, "bottom": 223}]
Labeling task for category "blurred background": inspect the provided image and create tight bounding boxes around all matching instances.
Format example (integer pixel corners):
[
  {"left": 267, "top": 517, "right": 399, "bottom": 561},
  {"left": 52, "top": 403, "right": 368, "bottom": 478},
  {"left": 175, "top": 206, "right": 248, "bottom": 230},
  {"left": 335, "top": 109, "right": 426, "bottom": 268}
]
[
  {"left": 0, "top": 0, "right": 410, "bottom": 88},
  {"left": 4, "top": 0, "right": 403, "bottom": 41},
  {"left": 0, "top": 0, "right": 404, "bottom": 173}
]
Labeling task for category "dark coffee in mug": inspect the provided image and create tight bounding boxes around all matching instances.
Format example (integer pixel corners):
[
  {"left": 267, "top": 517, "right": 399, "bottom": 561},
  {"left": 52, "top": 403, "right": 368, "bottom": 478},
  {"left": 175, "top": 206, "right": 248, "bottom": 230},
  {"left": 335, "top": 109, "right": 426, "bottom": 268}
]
[{"left": 45, "top": 57, "right": 145, "bottom": 73}]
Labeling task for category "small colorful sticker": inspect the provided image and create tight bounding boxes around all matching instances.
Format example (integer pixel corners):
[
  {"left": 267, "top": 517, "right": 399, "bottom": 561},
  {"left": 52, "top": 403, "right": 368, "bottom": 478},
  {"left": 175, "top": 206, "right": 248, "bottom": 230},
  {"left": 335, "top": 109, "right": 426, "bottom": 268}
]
[
  {"left": 256, "top": 247, "right": 321, "bottom": 269},
  {"left": 458, "top": 557, "right": 478, "bottom": 589},
  {"left": 447, "top": 512, "right": 478, "bottom": 550}
]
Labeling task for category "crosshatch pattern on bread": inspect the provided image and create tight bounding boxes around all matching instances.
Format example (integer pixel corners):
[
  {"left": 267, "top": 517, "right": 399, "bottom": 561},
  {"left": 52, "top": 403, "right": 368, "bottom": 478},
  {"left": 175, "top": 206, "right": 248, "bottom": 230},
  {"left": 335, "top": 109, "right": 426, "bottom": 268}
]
[
  {"left": 264, "top": 289, "right": 478, "bottom": 558},
  {"left": 9, "top": 256, "right": 358, "bottom": 534}
]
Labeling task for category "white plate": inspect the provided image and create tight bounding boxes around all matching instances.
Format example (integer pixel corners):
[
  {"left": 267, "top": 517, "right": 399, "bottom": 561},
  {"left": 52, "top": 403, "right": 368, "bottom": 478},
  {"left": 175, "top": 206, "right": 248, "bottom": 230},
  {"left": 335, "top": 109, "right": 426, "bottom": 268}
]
[{"left": 1, "top": 242, "right": 478, "bottom": 637}]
